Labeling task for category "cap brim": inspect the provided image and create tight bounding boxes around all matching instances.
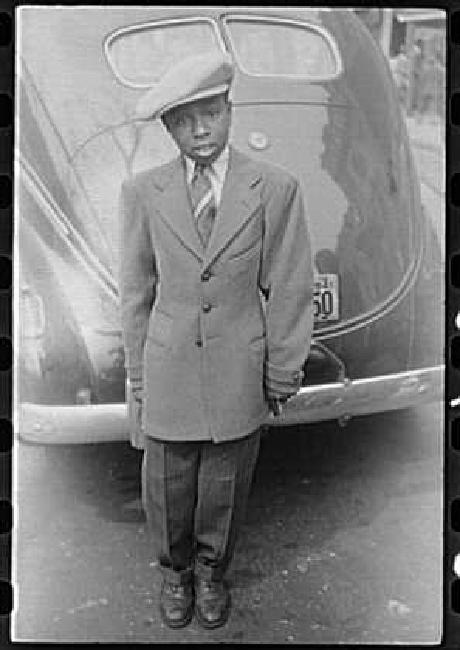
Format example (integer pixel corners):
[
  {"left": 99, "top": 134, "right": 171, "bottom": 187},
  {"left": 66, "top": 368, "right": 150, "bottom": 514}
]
[{"left": 157, "top": 83, "right": 230, "bottom": 118}]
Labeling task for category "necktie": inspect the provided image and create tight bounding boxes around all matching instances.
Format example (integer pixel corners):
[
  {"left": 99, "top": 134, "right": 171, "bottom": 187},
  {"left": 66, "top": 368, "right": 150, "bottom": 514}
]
[{"left": 189, "top": 163, "right": 216, "bottom": 248}]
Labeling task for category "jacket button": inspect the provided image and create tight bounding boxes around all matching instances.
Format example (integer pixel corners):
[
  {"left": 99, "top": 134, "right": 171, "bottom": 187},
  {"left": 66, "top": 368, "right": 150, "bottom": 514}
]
[
  {"left": 202, "top": 302, "right": 212, "bottom": 313},
  {"left": 201, "top": 271, "right": 211, "bottom": 282},
  {"left": 196, "top": 339, "right": 203, "bottom": 348}
]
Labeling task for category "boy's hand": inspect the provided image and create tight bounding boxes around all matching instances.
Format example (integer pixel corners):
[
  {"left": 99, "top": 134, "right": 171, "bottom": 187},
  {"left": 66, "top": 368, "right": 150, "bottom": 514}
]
[
  {"left": 127, "top": 377, "right": 144, "bottom": 444},
  {"left": 268, "top": 396, "right": 288, "bottom": 416},
  {"left": 130, "top": 377, "right": 143, "bottom": 404}
]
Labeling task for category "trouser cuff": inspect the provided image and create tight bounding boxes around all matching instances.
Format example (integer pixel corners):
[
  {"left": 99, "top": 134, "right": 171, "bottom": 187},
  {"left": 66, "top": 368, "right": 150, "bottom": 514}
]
[
  {"left": 194, "top": 560, "right": 225, "bottom": 582},
  {"left": 159, "top": 565, "right": 193, "bottom": 586}
]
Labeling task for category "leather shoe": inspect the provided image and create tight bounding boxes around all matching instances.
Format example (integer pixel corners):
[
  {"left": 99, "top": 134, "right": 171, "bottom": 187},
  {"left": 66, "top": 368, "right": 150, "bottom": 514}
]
[
  {"left": 159, "top": 580, "right": 193, "bottom": 629},
  {"left": 194, "top": 578, "right": 231, "bottom": 629}
]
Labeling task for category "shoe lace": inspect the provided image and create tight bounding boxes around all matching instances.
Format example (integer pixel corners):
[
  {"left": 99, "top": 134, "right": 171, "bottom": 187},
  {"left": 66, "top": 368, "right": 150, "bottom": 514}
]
[
  {"left": 197, "top": 579, "right": 224, "bottom": 601},
  {"left": 167, "top": 583, "right": 186, "bottom": 598}
]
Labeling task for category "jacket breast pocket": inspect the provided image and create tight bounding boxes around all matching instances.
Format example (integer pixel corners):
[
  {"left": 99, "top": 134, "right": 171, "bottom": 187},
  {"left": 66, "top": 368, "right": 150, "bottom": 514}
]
[
  {"left": 225, "top": 207, "right": 263, "bottom": 263},
  {"left": 226, "top": 237, "right": 260, "bottom": 263},
  {"left": 226, "top": 234, "right": 261, "bottom": 264}
]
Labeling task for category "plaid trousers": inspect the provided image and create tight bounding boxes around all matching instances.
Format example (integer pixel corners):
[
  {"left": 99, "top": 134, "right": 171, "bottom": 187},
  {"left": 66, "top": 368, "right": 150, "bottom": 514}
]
[{"left": 144, "top": 430, "right": 261, "bottom": 585}]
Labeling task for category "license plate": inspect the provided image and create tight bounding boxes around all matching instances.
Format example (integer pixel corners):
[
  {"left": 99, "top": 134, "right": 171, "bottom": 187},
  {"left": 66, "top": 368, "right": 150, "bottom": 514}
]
[{"left": 313, "top": 273, "right": 339, "bottom": 322}]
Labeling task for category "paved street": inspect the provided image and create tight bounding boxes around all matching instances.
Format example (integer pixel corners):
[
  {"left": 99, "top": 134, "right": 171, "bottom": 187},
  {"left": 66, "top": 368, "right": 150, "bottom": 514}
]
[
  {"left": 406, "top": 115, "right": 445, "bottom": 250},
  {"left": 13, "top": 403, "right": 442, "bottom": 644}
]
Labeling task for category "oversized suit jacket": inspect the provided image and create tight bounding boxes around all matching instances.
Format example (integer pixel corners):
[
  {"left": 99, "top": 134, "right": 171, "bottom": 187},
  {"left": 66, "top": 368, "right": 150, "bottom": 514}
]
[{"left": 119, "top": 146, "right": 314, "bottom": 443}]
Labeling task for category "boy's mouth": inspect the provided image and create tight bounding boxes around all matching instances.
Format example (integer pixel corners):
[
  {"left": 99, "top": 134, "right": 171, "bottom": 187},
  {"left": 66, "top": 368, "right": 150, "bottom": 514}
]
[{"left": 193, "top": 145, "right": 215, "bottom": 156}]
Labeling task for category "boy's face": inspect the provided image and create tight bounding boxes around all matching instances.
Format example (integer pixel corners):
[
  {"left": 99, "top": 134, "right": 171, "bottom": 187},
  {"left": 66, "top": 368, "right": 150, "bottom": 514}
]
[{"left": 162, "top": 93, "right": 231, "bottom": 165}]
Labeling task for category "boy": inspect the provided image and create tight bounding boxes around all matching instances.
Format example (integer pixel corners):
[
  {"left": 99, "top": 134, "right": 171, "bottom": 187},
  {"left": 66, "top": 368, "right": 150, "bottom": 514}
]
[{"left": 119, "top": 52, "right": 313, "bottom": 629}]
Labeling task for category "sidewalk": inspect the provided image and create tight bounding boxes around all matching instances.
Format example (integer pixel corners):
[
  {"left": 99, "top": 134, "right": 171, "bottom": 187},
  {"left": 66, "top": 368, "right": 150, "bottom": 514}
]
[
  {"left": 405, "top": 112, "right": 445, "bottom": 196},
  {"left": 405, "top": 114, "right": 445, "bottom": 153},
  {"left": 404, "top": 113, "right": 445, "bottom": 251}
]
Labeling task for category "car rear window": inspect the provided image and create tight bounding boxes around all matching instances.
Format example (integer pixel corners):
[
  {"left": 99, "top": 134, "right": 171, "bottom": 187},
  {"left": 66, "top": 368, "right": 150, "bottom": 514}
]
[
  {"left": 105, "top": 19, "right": 224, "bottom": 88},
  {"left": 224, "top": 17, "right": 339, "bottom": 79}
]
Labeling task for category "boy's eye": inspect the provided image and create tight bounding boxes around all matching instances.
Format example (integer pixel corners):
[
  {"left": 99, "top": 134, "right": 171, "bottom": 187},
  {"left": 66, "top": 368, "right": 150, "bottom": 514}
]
[{"left": 168, "top": 113, "right": 188, "bottom": 128}]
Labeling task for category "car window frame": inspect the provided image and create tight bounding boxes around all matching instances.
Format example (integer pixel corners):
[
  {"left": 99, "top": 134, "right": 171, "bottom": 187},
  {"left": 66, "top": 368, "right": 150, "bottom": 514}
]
[
  {"left": 221, "top": 13, "right": 343, "bottom": 81},
  {"left": 103, "top": 16, "right": 227, "bottom": 89}
]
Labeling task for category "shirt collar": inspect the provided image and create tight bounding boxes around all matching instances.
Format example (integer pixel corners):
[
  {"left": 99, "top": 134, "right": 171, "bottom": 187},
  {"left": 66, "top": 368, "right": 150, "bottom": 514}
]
[{"left": 184, "top": 145, "right": 230, "bottom": 185}]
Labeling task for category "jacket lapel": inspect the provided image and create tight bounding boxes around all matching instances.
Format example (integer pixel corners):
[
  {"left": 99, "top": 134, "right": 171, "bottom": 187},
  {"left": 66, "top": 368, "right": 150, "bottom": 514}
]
[
  {"left": 203, "top": 147, "right": 262, "bottom": 270},
  {"left": 153, "top": 156, "right": 204, "bottom": 262},
  {"left": 151, "top": 148, "right": 263, "bottom": 268}
]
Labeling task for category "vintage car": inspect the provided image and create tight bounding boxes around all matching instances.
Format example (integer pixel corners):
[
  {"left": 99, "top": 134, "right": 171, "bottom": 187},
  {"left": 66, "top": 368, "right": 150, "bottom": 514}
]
[{"left": 16, "top": 7, "right": 444, "bottom": 444}]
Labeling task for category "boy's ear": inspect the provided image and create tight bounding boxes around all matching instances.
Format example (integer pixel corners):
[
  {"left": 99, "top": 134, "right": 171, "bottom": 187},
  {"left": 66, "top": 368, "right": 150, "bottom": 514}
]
[{"left": 224, "top": 90, "right": 232, "bottom": 109}]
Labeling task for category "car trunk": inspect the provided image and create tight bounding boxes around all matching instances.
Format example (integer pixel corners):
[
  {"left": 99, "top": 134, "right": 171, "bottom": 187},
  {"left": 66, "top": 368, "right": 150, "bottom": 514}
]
[{"left": 231, "top": 97, "right": 418, "bottom": 339}]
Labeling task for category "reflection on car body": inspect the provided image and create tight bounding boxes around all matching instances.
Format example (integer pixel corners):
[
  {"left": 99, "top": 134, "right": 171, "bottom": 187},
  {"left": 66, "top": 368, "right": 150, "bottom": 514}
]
[{"left": 16, "top": 7, "right": 444, "bottom": 443}]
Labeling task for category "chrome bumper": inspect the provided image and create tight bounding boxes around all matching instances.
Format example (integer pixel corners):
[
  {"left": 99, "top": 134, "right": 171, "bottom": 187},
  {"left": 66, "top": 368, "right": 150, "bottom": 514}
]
[
  {"left": 269, "top": 364, "right": 444, "bottom": 425},
  {"left": 17, "top": 365, "right": 444, "bottom": 444}
]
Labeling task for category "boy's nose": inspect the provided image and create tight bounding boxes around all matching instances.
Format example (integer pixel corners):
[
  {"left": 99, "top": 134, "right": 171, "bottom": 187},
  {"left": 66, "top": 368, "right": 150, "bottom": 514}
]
[{"left": 192, "top": 117, "right": 210, "bottom": 136}]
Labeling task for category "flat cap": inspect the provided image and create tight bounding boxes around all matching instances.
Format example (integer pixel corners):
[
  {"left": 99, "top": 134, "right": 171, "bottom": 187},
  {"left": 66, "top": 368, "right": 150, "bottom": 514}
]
[{"left": 135, "top": 51, "right": 234, "bottom": 121}]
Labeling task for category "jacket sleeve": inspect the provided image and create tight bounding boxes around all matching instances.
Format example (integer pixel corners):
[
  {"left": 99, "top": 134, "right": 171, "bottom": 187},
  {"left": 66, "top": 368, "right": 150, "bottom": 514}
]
[
  {"left": 118, "top": 179, "right": 157, "bottom": 384},
  {"left": 259, "top": 175, "right": 314, "bottom": 399}
]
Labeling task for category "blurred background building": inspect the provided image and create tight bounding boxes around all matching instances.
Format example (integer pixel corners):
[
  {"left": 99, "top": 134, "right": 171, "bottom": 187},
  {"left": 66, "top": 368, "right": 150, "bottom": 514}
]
[
  {"left": 354, "top": 8, "right": 445, "bottom": 120},
  {"left": 354, "top": 7, "right": 445, "bottom": 254}
]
